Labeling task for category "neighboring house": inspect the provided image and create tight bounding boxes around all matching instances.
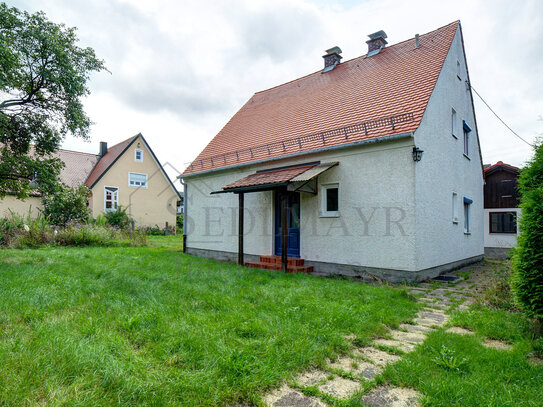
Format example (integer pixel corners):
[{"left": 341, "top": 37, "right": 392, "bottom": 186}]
[
  {"left": 483, "top": 161, "right": 521, "bottom": 257},
  {"left": 180, "top": 21, "right": 484, "bottom": 282},
  {"left": 0, "top": 134, "right": 180, "bottom": 229}
]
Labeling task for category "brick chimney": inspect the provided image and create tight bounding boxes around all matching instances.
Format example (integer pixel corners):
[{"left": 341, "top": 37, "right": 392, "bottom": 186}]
[
  {"left": 322, "top": 46, "right": 342, "bottom": 73},
  {"left": 366, "top": 30, "right": 388, "bottom": 56},
  {"left": 99, "top": 141, "right": 108, "bottom": 157}
]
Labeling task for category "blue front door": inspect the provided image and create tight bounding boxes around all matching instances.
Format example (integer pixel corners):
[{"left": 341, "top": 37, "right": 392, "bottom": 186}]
[{"left": 274, "top": 191, "right": 300, "bottom": 257}]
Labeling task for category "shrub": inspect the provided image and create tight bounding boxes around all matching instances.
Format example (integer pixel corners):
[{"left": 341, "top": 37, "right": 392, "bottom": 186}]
[
  {"left": 41, "top": 185, "right": 90, "bottom": 226},
  {"left": 512, "top": 140, "right": 543, "bottom": 321},
  {"left": 176, "top": 214, "right": 183, "bottom": 231},
  {"left": 104, "top": 206, "right": 133, "bottom": 230},
  {"left": 0, "top": 210, "right": 52, "bottom": 248}
]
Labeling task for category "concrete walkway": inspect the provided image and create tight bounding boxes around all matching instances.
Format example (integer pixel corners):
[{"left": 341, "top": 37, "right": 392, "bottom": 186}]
[{"left": 263, "top": 262, "right": 513, "bottom": 406}]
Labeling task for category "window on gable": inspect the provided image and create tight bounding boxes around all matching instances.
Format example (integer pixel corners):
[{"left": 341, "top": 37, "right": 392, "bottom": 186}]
[
  {"left": 135, "top": 149, "right": 143, "bottom": 162},
  {"left": 321, "top": 183, "right": 339, "bottom": 217},
  {"left": 451, "top": 109, "right": 457, "bottom": 138},
  {"left": 490, "top": 212, "right": 517, "bottom": 234},
  {"left": 104, "top": 186, "right": 118, "bottom": 211},
  {"left": 129, "top": 172, "right": 148, "bottom": 188},
  {"left": 463, "top": 197, "right": 473, "bottom": 234},
  {"left": 463, "top": 120, "right": 472, "bottom": 157}
]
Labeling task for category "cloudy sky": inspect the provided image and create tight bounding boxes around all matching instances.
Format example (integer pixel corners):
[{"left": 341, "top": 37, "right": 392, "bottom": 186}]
[{"left": 9, "top": 0, "right": 543, "bottom": 182}]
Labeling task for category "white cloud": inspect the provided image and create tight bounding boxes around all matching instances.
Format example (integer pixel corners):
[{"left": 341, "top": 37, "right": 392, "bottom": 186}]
[{"left": 9, "top": 0, "right": 543, "bottom": 171}]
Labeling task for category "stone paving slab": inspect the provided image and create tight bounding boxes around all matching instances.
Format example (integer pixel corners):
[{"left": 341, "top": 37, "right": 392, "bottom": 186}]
[
  {"left": 361, "top": 385, "right": 421, "bottom": 407},
  {"left": 318, "top": 376, "right": 360, "bottom": 399},
  {"left": 446, "top": 326, "right": 475, "bottom": 335},
  {"left": 296, "top": 370, "right": 329, "bottom": 386},
  {"left": 356, "top": 347, "right": 402, "bottom": 367},
  {"left": 399, "top": 323, "right": 435, "bottom": 333},
  {"left": 416, "top": 312, "right": 448, "bottom": 323},
  {"left": 483, "top": 339, "right": 512, "bottom": 351},
  {"left": 264, "top": 384, "right": 326, "bottom": 407},
  {"left": 374, "top": 338, "right": 416, "bottom": 353},
  {"left": 327, "top": 357, "right": 382, "bottom": 380},
  {"left": 390, "top": 330, "right": 427, "bottom": 343}
]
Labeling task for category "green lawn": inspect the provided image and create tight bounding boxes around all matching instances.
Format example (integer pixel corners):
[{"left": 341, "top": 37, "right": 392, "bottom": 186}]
[
  {"left": 0, "top": 237, "right": 418, "bottom": 406},
  {"left": 382, "top": 304, "right": 543, "bottom": 406}
]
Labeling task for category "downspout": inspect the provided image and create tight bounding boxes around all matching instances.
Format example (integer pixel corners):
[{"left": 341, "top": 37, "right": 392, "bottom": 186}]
[{"left": 179, "top": 176, "right": 187, "bottom": 253}]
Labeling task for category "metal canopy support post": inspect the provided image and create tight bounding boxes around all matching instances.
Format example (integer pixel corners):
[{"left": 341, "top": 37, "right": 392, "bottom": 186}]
[
  {"left": 281, "top": 191, "right": 288, "bottom": 273},
  {"left": 238, "top": 193, "right": 244, "bottom": 266}
]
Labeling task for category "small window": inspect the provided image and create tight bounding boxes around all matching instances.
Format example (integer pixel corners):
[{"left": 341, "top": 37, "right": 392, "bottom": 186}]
[
  {"left": 456, "top": 60, "right": 461, "bottom": 79},
  {"left": 129, "top": 172, "right": 148, "bottom": 188},
  {"left": 490, "top": 212, "right": 517, "bottom": 234},
  {"left": 452, "top": 192, "right": 458, "bottom": 223},
  {"left": 321, "top": 184, "right": 339, "bottom": 217},
  {"left": 104, "top": 186, "right": 118, "bottom": 211},
  {"left": 463, "top": 121, "right": 472, "bottom": 157},
  {"left": 451, "top": 109, "right": 457, "bottom": 138},
  {"left": 463, "top": 197, "right": 473, "bottom": 234},
  {"left": 135, "top": 149, "right": 143, "bottom": 162}
]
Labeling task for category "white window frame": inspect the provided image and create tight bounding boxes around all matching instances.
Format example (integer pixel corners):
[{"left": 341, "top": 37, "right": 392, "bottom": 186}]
[
  {"left": 104, "top": 186, "right": 119, "bottom": 212},
  {"left": 452, "top": 192, "right": 458, "bottom": 224},
  {"left": 451, "top": 109, "right": 457, "bottom": 138},
  {"left": 463, "top": 197, "right": 472, "bottom": 234},
  {"left": 135, "top": 149, "right": 143, "bottom": 162},
  {"left": 320, "top": 183, "right": 339, "bottom": 217},
  {"left": 129, "top": 172, "right": 148, "bottom": 188}
]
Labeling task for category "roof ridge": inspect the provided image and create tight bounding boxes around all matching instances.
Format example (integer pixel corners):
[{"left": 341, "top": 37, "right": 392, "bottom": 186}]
[{"left": 253, "top": 20, "right": 460, "bottom": 96}]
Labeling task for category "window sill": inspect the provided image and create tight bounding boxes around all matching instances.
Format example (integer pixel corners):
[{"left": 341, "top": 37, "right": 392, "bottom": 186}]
[
  {"left": 129, "top": 185, "right": 148, "bottom": 189},
  {"left": 320, "top": 212, "right": 340, "bottom": 218},
  {"left": 463, "top": 153, "right": 470, "bottom": 160}
]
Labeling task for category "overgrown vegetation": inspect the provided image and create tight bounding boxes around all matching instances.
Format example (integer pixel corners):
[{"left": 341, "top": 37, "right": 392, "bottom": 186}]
[
  {"left": 0, "top": 239, "right": 417, "bottom": 405},
  {"left": 0, "top": 210, "right": 145, "bottom": 248},
  {"left": 104, "top": 206, "right": 132, "bottom": 229},
  {"left": 512, "top": 140, "right": 543, "bottom": 323},
  {"left": 41, "top": 184, "right": 90, "bottom": 226}
]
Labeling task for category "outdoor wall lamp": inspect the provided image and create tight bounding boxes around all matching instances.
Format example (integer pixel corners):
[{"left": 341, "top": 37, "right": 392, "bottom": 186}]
[{"left": 412, "top": 146, "right": 424, "bottom": 162}]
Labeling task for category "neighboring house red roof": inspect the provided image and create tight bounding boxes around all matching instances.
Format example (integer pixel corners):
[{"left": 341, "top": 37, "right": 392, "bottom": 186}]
[
  {"left": 54, "top": 149, "right": 99, "bottom": 188},
  {"left": 223, "top": 164, "right": 316, "bottom": 190},
  {"left": 183, "top": 21, "right": 460, "bottom": 176},
  {"left": 84, "top": 136, "right": 138, "bottom": 188},
  {"left": 483, "top": 161, "right": 520, "bottom": 177}
]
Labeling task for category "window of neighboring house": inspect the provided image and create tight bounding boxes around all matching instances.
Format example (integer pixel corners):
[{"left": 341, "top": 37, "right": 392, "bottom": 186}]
[
  {"left": 463, "top": 120, "right": 472, "bottom": 158},
  {"left": 463, "top": 197, "right": 472, "bottom": 234},
  {"left": 452, "top": 192, "right": 458, "bottom": 223},
  {"left": 129, "top": 172, "right": 148, "bottom": 188},
  {"left": 490, "top": 212, "right": 517, "bottom": 234},
  {"left": 456, "top": 60, "right": 461, "bottom": 79},
  {"left": 135, "top": 149, "right": 143, "bottom": 162},
  {"left": 451, "top": 109, "right": 457, "bottom": 138},
  {"left": 104, "top": 186, "right": 118, "bottom": 211},
  {"left": 321, "top": 183, "right": 339, "bottom": 217}
]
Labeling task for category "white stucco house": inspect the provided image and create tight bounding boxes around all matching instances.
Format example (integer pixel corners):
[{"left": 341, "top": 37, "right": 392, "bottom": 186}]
[{"left": 180, "top": 21, "right": 484, "bottom": 282}]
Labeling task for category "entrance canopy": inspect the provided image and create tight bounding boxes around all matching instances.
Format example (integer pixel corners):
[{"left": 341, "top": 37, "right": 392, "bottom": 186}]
[{"left": 212, "top": 162, "right": 339, "bottom": 195}]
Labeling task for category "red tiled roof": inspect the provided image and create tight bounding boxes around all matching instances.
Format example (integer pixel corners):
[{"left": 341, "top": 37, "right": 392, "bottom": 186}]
[
  {"left": 54, "top": 149, "right": 99, "bottom": 188},
  {"left": 85, "top": 136, "right": 138, "bottom": 188},
  {"left": 483, "top": 161, "right": 520, "bottom": 176},
  {"left": 183, "top": 21, "right": 460, "bottom": 176},
  {"left": 223, "top": 164, "right": 316, "bottom": 190}
]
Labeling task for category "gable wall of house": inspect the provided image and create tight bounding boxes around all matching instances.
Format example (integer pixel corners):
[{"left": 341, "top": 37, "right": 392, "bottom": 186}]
[
  {"left": 90, "top": 136, "right": 178, "bottom": 229},
  {"left": 413, "top": 26, "right": 484, "bottom": 270},
  {"left": 184, "top": 136, "right": 418, "bottom": 273}
]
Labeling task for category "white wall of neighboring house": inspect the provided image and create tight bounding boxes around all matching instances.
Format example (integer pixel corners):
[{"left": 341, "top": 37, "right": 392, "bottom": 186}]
[
  {"left": 484, "top": 208, "right": 521, "bottom": 248},
  {"left": 185, "top": 136, "right": 419, "bottom": 273},
  {"left": 413, "top": 26, "right": 484, "bottom": 271}
]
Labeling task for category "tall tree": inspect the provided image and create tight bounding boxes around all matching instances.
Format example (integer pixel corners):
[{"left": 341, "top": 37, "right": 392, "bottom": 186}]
[{"left": 0, "top": 3, "right": 105, "bottom": 197}]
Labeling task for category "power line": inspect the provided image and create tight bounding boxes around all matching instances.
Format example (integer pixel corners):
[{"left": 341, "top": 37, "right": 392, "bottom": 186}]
[{"left": 469, "top": 83, "right": 534, "bottom": 147}]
